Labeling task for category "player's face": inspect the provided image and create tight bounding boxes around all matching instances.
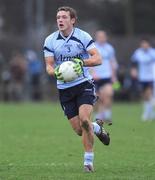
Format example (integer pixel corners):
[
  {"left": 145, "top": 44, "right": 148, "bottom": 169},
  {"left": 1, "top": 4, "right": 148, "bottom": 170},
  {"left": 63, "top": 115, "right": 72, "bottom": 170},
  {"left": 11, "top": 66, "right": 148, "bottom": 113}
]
[
  {"left": 140, "top": 40, "right": 150, "bottom": 50},
  {"left": 95, "top": 31, "right": 107, "bottom": 44},
  {"left": 56, "top": 11, "right": 75, "bottom": 36}
]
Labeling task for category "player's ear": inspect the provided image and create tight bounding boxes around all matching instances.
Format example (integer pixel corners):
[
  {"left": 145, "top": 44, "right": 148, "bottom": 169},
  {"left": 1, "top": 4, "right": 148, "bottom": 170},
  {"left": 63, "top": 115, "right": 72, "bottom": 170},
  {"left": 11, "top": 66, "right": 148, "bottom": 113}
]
[{"left": 71, "top": 18, "right": 76, "bottom": 25}]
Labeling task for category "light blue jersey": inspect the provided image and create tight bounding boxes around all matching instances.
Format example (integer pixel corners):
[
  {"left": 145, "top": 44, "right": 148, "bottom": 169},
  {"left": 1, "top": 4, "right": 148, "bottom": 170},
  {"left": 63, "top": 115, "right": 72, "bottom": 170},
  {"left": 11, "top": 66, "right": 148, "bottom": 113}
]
[
  {"left": 93, "top": 42, "right": 116, "bottom": 79},
  {"left": 44, "top": 28, "right": 95, "bottom": 89},
  {"left": 131, "top": 48, "right": 155, "bottom": 82}
]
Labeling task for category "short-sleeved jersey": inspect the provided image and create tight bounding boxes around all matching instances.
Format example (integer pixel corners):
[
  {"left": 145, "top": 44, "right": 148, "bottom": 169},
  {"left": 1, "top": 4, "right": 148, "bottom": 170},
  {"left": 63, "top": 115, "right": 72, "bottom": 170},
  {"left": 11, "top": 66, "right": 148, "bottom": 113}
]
[
  {"left": 131, "top": 47, "right": 155, "bottom": 82},
  {"left": 92, "top": 42, "right": 116, "bottom": 79},
  {"left": 43, "top": 27, "right": 95, "bottom": 89}
]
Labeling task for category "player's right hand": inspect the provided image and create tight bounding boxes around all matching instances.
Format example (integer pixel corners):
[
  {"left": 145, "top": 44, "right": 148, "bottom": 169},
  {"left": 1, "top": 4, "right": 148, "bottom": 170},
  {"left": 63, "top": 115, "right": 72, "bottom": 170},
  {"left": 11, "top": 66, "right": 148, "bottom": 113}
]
[{"left": 54, "top": 66, "right": 64, "bottom": 81}]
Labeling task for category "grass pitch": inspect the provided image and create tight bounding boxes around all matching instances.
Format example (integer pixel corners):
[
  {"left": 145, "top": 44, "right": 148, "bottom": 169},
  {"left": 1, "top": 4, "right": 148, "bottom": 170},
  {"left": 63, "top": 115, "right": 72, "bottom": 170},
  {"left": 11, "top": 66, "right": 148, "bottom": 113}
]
[{"left": 0, "top": 102, "right": 155, "bottom": 180}]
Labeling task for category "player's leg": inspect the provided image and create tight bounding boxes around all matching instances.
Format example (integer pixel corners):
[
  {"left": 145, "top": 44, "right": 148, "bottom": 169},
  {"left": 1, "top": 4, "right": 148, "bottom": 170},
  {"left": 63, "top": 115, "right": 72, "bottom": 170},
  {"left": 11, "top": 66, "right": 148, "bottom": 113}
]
[
  {"left": 79, "top": 104, "right": 94, "bottom": 172},
  {"left": 79, "top": 104, "right": 94, "bottom": 152},
  {"left": 142, "top": 83, "right": 155, "bottom": 120},
  {"left": 58, "top": 84, "right": 94, "bottom": 172},
  {"left": 68, "top": 106, "right": 109, "bottom": 145},
  {"left": 58, "top": 88, "right": 83, "bottom": 135},
  {"left": 77, "top": 81, "right": 110, "bottom": 172},
  {"left": 79, "top": 80, "right": 110, "bottom": 146},
  {"left": 96, "top": 83, "right": 113, "bottom": 125},
  {"left": 59, "top": 85, "right": 101, "bottom": 137},
  {"left": 68, "top": 114, "right": 103, "bottom": 137},
  {"left": 76, "top": 81, "right": 97, "bottom": 172},
  {"left": 69, "top": 116, "right": 82, "bottom": 136},
  {"left": 62, "top": 103, "right": 83, "bottom": 136},
  {"left": 92, "top": 99, "right": 111, "bottom": 145}
]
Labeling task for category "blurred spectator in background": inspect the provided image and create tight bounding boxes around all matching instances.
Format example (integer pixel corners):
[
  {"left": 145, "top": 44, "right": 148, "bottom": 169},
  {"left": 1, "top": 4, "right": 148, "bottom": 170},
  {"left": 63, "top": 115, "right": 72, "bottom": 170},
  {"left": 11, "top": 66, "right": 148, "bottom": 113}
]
[
  {"left": 152, "top": 61, "right": 155, "bottom": 103},
  {"left": 128, "top": 66, "right": 140, "bottom": 100},
  {"left": 1, "top": 67, "right": 11, "bottom": 101},
  {"left": 0, "top": 52, "right": 4, "bottom": 86},
  {"left": 91, "top": 30, "right": 119, "bottom": 126},
  {"left": 9, "top": 51, "right": 27, "bottom": 101},
  {"left": 131, "top": 38, "right": 155, "bottom": 121},
  {"left": 25, "top": 50, "right": 43, "bottom": 101},
  {"left": 118, "top": 64, "right": 140, "bottom": 101},
  {"left": 0, "top": 52, "right": 11, "bottom": 101}
]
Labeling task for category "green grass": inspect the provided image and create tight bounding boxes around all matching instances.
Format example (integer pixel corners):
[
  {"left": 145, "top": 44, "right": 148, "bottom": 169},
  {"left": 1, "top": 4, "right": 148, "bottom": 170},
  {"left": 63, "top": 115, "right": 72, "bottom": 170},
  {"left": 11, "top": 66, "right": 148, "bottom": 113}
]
[{"left": 0, "top": 102, "right": 155, "bottom": 180}]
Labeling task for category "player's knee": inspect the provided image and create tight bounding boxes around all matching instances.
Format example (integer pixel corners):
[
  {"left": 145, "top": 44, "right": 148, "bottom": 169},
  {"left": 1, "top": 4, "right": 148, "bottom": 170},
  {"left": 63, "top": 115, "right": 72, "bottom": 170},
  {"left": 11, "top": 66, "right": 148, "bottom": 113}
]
[
  {"left": 75, "top": 129, "right": 82, "bottom": 136},
  {"left": 71, "top": 126, "right": 82, "bottom": 136},
  {"left": 81, "top": 120, "right": 90, "bottom": 132},
  {"left": 99, "top": 84, "right": 113, "bottom": 98}
]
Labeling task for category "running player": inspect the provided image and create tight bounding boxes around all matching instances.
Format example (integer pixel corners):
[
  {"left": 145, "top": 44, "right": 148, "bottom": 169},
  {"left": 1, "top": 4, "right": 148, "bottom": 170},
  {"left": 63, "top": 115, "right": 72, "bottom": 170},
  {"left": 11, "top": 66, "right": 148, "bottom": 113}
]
[
  {"left": 131, "top": 38, "right": 155, "bottom": 121},
  {"left": 92, "top": 30, "right": 118, "bottom": 126},
  {"left": 43, "top": 7, "right": 110, "bottom": 172}
]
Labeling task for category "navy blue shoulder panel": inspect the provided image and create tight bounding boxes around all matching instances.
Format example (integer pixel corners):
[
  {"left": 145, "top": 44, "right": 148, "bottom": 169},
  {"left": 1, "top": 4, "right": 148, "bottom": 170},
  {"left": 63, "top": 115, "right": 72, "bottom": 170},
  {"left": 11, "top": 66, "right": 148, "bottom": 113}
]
[
  {"left": 69, "top": 36, "right": 85, "bottom": 48},
  {"left": 43, "top": 46, "right": 54, "bottom": 53},
  {"left": 86, "top": 40, "right": 94, "bottom": 48}
]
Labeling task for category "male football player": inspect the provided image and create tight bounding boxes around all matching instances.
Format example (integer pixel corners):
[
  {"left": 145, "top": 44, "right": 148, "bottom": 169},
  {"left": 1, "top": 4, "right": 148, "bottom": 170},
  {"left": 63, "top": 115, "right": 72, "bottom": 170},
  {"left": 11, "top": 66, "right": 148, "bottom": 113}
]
[
  {"left": 131, "top": 38, "right": 155, "bottom": 121},
  {"left": 92, "top": 30, "right": 118, "bottom": 126},
  {"left": 43, "top": 6, "right": 110, "bottom": 172}
]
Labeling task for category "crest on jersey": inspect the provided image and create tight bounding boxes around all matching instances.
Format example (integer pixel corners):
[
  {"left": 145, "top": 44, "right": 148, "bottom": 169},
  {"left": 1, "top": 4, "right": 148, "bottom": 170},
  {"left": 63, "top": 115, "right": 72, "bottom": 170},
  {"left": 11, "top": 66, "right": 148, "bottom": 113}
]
[{"left": 77, "top": 43, "right": 84, "bottom": 50}]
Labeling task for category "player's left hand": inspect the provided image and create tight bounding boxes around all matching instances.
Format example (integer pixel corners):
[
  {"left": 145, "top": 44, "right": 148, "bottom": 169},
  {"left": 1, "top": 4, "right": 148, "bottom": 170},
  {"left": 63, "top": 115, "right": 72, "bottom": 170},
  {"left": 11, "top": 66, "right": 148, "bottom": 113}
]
[
  {"left": 72, "top": 58, "right": 84, "bottom": 76},
  {"left": 112, "top": 81, "right": 121, "bottom": 91}
]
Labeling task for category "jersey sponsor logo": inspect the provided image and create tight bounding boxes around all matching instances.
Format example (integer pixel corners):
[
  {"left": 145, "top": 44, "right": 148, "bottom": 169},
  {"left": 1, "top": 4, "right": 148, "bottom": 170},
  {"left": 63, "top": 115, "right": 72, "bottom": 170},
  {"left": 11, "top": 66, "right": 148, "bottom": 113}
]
[{"left": 60, "top": 54, "right": 83, "bottom": 62}]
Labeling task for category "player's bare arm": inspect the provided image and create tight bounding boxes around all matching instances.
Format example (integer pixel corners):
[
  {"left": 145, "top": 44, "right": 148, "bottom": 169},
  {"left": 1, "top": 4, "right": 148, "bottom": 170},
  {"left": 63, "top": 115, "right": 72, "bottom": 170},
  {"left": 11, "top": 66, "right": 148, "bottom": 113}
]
[
  {"left": 45, "top": 56, "right": 55, "bottom": 76},
  {"left": 110, "top": 59, "right": 117, "bottom": 82},
  {"left": 83, "top": 48, "right": 102, "bottom": 67}
]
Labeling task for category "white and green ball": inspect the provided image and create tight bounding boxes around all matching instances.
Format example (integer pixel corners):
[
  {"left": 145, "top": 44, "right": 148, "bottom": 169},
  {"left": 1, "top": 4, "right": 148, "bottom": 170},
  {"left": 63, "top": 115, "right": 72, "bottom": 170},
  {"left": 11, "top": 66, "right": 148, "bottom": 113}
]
[{"left": 59, "top": 61, "right": 79, "bottom": 82}]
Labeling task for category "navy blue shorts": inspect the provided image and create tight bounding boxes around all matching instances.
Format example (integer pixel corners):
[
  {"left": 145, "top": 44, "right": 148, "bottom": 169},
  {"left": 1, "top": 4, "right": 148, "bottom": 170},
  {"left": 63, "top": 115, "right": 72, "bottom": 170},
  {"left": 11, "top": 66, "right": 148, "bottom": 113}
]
[
  {"left": 58, "top": 81, "right": 97, "bottom": 119},
  {"left": 139, "top": 81, "right": 153, "bottom": 91},
  {"left": 95, "top": 78, "right": 112, "bottom": 91}
]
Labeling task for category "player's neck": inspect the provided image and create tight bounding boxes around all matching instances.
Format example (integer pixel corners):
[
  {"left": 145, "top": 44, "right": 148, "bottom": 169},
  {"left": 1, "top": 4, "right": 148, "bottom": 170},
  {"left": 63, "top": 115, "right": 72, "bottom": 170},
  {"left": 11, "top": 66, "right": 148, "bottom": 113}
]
[
  {"left": 60, "top": 27, "right": 73, "bottom": 37},
  {"left": 98, "top": 41, "right": 106, "bottom": 44}
]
